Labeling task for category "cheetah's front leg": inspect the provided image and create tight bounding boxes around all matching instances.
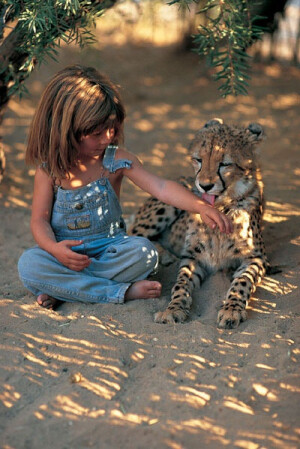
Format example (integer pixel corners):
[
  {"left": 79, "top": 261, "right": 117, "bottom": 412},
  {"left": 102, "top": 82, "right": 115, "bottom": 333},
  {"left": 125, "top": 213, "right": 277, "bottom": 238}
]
[
  {"left": 218, "top": 256, "right": 266, "bottom": 329},
  {"left": 155, "top": 259, "right": 206, "bottom": 324}
]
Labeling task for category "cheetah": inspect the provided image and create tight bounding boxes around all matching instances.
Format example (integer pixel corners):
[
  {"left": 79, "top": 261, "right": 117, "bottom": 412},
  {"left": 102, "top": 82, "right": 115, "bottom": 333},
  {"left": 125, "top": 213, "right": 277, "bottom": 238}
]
[{"left": 130, "top": 119, "right": 269, "bottom": 329}]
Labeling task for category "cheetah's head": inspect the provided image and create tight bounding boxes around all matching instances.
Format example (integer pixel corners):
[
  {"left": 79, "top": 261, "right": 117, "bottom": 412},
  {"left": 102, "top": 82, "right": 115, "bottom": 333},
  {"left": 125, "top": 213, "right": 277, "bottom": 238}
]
[{"left": 190, "top": 119, "right": 264, "bottom": 203}]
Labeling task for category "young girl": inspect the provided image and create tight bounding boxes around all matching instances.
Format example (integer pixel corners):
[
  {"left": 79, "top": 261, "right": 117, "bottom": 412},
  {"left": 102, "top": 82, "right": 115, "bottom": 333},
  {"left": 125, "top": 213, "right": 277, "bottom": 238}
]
[{"left": 18, "top": 65, "right": 232, "bottom": 309}]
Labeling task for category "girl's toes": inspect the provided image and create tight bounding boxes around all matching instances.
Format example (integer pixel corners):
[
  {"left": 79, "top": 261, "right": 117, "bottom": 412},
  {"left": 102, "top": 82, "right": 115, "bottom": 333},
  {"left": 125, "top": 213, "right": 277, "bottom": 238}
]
[{"left": 37, "top": 294, "right": 62, "bottom": 309}]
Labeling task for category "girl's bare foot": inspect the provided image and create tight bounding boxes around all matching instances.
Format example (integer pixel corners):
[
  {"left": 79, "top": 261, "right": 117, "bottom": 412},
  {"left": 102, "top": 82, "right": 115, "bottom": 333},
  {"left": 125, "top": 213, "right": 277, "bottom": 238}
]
[
  {"left": 125, "top": 280, "right": 162, "bottom": 301},
  {"left": 37, "top": 294, "right": 62, "bottom": 310}
]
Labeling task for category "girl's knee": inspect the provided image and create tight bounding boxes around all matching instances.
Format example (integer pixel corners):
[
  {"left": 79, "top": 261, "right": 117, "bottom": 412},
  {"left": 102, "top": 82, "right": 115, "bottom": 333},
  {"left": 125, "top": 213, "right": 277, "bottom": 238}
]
[
  {"left": 133, "top": 237, "right": 159, "bottom": 271},
  {"left": 18, "top": 249, "right": 33, "bottom": 278},
  {"left": 18, "top": 247, "right": 48, "bottom": 279}
]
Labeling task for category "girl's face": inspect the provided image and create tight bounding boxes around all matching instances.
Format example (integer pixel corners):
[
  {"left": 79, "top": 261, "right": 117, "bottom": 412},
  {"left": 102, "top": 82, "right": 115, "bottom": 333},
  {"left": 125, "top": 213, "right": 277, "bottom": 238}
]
[{"left": 79, "top": 127, "right": 115, "bottom": 159}]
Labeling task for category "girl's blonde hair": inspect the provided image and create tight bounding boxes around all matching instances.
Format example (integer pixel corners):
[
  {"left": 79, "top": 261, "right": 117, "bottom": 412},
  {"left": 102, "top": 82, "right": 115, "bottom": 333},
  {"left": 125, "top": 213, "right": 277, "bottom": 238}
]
[{"left": 26, "top": 65, "right": 126, "bottom": 178}]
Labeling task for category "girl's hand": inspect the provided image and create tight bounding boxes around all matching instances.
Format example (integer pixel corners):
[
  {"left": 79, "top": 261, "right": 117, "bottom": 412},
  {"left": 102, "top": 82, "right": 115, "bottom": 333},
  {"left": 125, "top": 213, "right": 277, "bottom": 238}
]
[
  {"left": 52, "top": 240, "right": 91, "bottom": 271},
  {"left": 199, "top": 205, "right": 233, "bottom": 234}
]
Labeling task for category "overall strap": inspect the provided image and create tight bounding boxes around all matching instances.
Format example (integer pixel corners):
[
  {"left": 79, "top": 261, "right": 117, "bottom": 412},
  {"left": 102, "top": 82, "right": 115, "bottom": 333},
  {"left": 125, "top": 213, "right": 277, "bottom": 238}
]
[
  {"left": 102, "top": 144, "right": 132, "bottom": 174},
  {"left": 103, "top": 145, "right": 117, "bottom": 173}
]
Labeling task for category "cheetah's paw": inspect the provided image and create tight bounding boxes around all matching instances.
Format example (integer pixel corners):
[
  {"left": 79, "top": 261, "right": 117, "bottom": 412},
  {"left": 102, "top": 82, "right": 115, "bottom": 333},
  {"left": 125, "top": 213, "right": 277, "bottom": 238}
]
[
  {"left": 154, "top": 308, "right": 188, "bottom": 324},
  {"left": 217, "top": 306, "right": 247, "bottom": 329}
]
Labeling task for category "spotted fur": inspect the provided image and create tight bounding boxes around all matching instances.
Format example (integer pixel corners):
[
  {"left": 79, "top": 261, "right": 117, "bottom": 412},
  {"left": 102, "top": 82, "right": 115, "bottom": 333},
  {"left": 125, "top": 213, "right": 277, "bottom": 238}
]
[{"left": 130, "top": 119, "right": 269, "bottom": 329}]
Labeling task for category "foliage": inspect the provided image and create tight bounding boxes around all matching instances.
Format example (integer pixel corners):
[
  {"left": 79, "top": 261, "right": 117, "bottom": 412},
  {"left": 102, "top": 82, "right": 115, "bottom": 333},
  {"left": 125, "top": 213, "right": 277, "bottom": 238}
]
[
  {"left": 0, "top": 0, "right": 116, "bottom": 103},
  {"left": 170, "top": 0, "right": 266, "bottom": 97},
  {"left": 0, "top": 0, "right": 267, "bottom": 105}
]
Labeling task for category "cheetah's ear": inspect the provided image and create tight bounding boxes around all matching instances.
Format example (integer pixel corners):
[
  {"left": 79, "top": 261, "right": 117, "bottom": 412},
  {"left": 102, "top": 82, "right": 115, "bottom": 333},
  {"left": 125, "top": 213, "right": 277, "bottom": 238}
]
[
  {"left": 246, "top": 123, "right": 264, "bottom": 143},
  {"left": 203, "top": 118, "right": 223, "bottom": 128}
]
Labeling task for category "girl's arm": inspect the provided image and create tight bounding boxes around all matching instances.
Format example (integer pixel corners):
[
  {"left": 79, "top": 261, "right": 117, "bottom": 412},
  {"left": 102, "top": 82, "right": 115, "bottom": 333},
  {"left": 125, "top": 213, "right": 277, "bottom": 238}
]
[
  {"left": 30, "top": 167, "right": 58, "bottom": 251},
  {"left": 30, "top": 168, "right": 90, "bottom": 271},
  {"left": 119, "top": 150, "right": 232, "bottom": 234}
]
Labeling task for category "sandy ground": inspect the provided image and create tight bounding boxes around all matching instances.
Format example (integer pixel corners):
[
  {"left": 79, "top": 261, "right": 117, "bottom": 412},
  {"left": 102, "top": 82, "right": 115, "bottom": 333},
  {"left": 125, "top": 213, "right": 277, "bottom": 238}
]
[{"left": 0, "top": 36, "right": 300, "bottom": 449}]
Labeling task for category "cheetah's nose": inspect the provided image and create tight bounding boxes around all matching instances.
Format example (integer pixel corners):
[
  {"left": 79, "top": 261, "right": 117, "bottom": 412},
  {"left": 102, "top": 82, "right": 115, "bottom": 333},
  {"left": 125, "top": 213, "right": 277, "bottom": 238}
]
[{"left": 199, "top": 183, "right": 214, "bottom": 192}]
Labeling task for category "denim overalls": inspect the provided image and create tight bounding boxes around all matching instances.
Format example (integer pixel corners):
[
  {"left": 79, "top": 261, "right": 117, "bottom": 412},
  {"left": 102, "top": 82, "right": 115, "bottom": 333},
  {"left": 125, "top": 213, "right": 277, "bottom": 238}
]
[{"left": 18, "top": 145, "right": 159, "bottom": 304}]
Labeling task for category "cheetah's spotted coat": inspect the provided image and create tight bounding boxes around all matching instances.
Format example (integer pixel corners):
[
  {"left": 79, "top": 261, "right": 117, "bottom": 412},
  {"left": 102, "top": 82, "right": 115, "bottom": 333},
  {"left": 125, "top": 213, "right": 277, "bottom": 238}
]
[{"left": 130, "top": 119, "right": 269, "bottom": 329}]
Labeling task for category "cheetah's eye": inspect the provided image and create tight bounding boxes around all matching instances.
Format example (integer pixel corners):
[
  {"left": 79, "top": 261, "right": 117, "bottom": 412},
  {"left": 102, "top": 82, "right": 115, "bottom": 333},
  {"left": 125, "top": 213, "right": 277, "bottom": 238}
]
[
  {"left": 192, "top": 157, "right": 202, "bottom": 169},
  {"left": 219, "top": 162, "right": 233, "bottom": 168}
]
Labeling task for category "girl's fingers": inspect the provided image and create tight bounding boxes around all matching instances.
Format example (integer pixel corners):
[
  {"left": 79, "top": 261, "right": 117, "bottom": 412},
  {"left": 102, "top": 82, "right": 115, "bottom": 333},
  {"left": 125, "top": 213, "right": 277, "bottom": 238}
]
[
  {"left": 66, "top": 240, "right": 84, "bottom": 247},
  {"left": 212, "top": 214, "right": 225, "bottom": 233},
  {"left": 221, "top": 216, "right": 232, "bottom": 234},
  {"left": 70, "top": 266, "right": 85, "bottom": 272},
  {"left": 68, "top": 262, "right": 90, "bottom": 271},
  {"left": 206, "top": 209, "right": 233, "bottom": 234},
  {"left": 204, "top": 215, "right": 217, "bottom": 230},
  {"left": 68, "top": 252, "right": 90, "bottom": 261},
  {"left": 222, "top": 215, "right": 229, "bottom": 234},
  {"left": 64, "top": 253, "right": 91, "bottom": 270},
  {"left": 222, "top": 214, "right": 233, "bottom": 234}
]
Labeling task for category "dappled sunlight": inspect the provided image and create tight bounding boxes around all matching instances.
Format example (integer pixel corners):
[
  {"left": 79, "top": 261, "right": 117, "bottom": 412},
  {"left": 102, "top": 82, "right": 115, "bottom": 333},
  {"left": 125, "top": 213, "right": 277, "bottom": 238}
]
[
  {"left": 1, "top": 327, "right": 129, "bottom": 400},
  {"left": 0, "top": 302, "right": 155, "bottom": 427},
  {"left": 133, "top": 118, "right": 154, "bottom": 132},
  {"left": 2, "top": 47, "right": 299, "bottom": 219},
  {"left": 142, "top": 75, "right": 163, "bottom": 87},
  {"left": 247, "top": 295, "right": 278, "bottom": 316},
  {"left": 88, "top": 315, "right": 148, "bottom": 346},
  {"left": 259, "top": 275, "right": 297, "bottom": 296},
  {"left": 72, "top": 373, "right": 120, "bottom": 399},
  {"left": 234, "top": 103, "right": 259, "bottom": 116},
  {"left": 153, "top": 327, "right": 300, "bottom": 447},
  {"left": 1, "top": 294, "right": 299, "bottom": 447},
  {"left": 146, "top": 103, "right": 172, "bottom": 115},
  {"left": 267, "top": 93, "right": 300, "bottom": 110},
  {"left": 2, "top": 195, "right": 30, "bottom": 209},
  {"left": 167, "top": 417, "right": 228, "bottom": 440},
  {"left": 34, "top": 396, "right": 106, "bottom": 421},
  {"left": 176, "top": 352, "right": 218, "bottom": 368},
  {"left": 163, "top": 440, "right": 185, "bottom": 449},
  {"left": 6, "top": 98, "right": 36, "bottom": 119},
  {"left": 13, "top": 301, "right": 85, "bottom": 322},
  {"left": 1, "top": 8, "right": 300, "bottom": 447},
  {"left": 264, "top": 201, "right": 300, "bottom": 223},
  {"left": 109, "top": 408, "right": 158, "bottom": 426},
  {"left": 122, "top": 76, "right": 299, "bottom": 215},
  {"left": 255, "top": 363, "right": 275, "bottom": 371},
  {"left": 252, "top": 383, "right": 278, "bottom": 402},
  {"left": 0, "top": 384, "right": 21, "bottom": 408},
  {"left": 279, "top": 380, "right": 300, "bottom": 393},
  {"left": 169, "top": 386, "right": 210, "bottom": 408},
  {"left": 273, "top": 333, "right": 295, "bottom": 346},
  {"left": 216, "top": 338, "right": 251, "bottom": 349},
  {"left": 233, "top": 429, "right": 300, "bottom": 449},
  {"left": 94, "top": 2, "right": 190, "bottom": 47},
  {"left": 223, "top": 396, "right": 254, "bottom": 415},
  {"left": 0, "top": 100, "right": 35, "bottom": 210}
]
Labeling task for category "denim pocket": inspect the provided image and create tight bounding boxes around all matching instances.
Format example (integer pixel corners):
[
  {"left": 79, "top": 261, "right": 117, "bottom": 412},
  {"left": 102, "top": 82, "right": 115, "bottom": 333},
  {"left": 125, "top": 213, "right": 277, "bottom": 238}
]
[{"left": 66, "top": 214, "right": 91, "bottom": 230}]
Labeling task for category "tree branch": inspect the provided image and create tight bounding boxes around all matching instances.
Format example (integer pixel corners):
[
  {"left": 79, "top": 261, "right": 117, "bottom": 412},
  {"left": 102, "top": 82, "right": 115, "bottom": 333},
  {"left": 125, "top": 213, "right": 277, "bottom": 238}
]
[{"left": 0, "top": 0, "right": 118, "bottom": 108}]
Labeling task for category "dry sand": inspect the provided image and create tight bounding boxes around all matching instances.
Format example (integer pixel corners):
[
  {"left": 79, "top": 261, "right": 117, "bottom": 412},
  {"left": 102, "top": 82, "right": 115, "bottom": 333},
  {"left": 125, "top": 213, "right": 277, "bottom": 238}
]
[{"left": 0, "top": 39, "right": 300, "bottom": 449}]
